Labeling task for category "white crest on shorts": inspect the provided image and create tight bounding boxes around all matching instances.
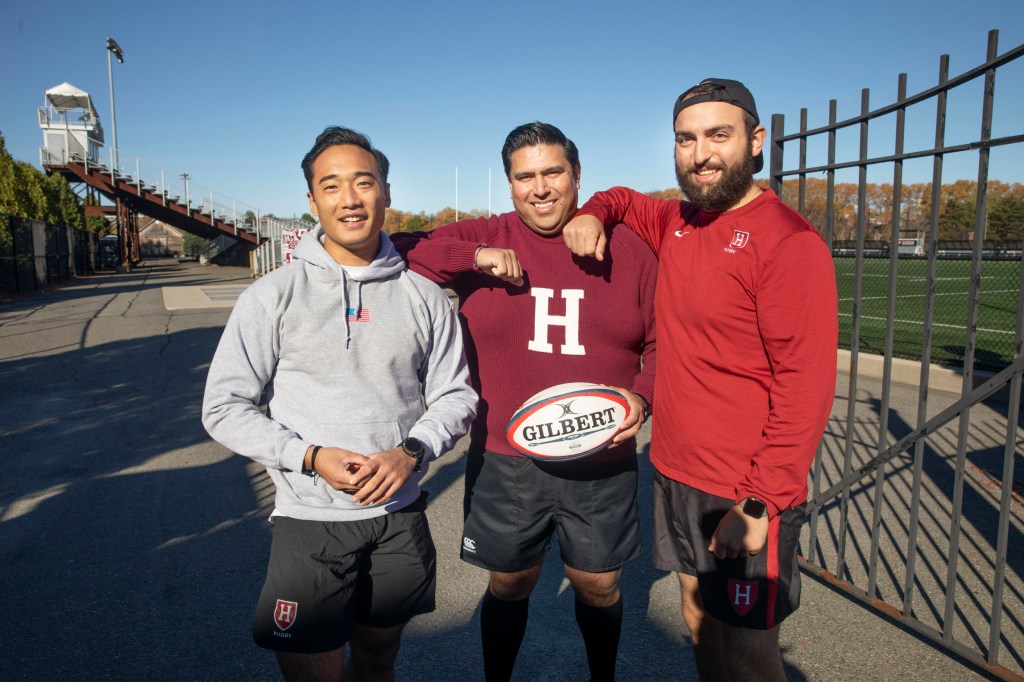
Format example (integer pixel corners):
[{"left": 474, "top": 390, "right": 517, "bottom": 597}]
[
  {"left": 274, "top": 599, "right": 298, "bottom": 631},
  {"left": 462, "top": 536, "right": 477, "bottom": 553}
]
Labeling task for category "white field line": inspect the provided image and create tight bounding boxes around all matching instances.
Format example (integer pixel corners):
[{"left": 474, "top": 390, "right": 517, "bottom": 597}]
[
  {"left": 836, "top": 312, "right": 1014, "bottom": 335},
  {"left": 857, "top": 274, "right": 1005, "bottom": 281},
  {"left": 838, "top": 289, "right": 1019, "bottom": 303}
]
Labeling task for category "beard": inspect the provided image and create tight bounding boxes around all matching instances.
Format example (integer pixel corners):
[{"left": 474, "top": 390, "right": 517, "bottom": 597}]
[{"left": 675, "top": 141, "right": 756, "bottom": 213}]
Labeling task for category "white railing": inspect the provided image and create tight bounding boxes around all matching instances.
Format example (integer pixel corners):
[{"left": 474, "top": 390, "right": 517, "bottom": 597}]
[{"left": 37, "top": 135, "right": 314, "bottom": 276}]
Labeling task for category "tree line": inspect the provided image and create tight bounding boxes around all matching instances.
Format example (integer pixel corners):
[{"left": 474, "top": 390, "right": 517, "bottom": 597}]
[
  {"left": 0, "top": 133, "right": 107, "bottom": 233},
  {"left": 769, "top": 178, "right": 1022, "bottom": 241},
  {"left": 373, "top": 179, "right": 1023, "bottom": 241}
]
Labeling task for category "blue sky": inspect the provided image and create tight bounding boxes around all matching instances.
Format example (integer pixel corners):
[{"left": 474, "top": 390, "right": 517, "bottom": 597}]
[{"left": 2, "top": 0, "right": 1022, "bottom": 219}]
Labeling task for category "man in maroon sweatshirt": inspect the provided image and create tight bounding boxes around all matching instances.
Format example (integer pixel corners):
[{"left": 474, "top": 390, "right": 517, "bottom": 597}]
[
  {"left": 393, "top": 122, "right": 657, "bottom": 682},
  {"left": 563, "top": 80, "right": 838, "bottom": 681}
]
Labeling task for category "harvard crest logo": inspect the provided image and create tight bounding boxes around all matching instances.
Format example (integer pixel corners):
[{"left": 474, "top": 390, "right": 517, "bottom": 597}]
[
  {"left": 274, "top": 599, "right": 298, "bottom": 631},
  {"left": 727, "top": 579, "right": 759, "bottom": 616},
  {"left": 730, "top": 230, "right": 750, "bottom": 248}
]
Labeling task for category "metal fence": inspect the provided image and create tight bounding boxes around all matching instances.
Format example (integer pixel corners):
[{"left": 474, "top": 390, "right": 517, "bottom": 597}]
[
  {"left": 0, "top": 212, "right": 99, "bottom": 297},
  {"left": 252, "top": 216, "right": 315, "bottom": 277},
  {"left": 770, "top": 29, "right": 1023, "bottom": 679}
]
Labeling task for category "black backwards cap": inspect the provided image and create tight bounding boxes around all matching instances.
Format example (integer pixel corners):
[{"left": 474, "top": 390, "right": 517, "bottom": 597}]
[{"left": 672, "top": 78, "right": 763, "bottom": 173}]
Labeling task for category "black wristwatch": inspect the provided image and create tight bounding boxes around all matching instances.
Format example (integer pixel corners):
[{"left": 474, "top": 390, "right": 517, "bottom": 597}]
[
  {"left": 400, "top": 437, "right": 425, "bottom": 472},
  {"left": 739, "top": 497, "right": 768, "bottom": 519}
]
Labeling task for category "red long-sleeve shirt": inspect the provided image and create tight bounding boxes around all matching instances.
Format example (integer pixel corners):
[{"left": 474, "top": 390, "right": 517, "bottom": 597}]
[
  {"left": 392, "top": 212, "right": 657, "bottom": 460},
  {"left": 578, "top": 187, "right": 837, "bottom": 515}
]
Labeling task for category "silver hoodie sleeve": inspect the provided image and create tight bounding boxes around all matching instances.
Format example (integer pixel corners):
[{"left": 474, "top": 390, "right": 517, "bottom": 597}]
[
  {"left": 407, "top": 299, "right": 477, "bottom": 462},
  {"left": 201, "top": 292, "right": 308, "bottom": 473}
]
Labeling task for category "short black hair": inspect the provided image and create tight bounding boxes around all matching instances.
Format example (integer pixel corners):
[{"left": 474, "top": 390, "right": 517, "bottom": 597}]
[
  {"left": 501, "top": 122, "right": 580, "bottom": 179},
  {"left": 302, "top": 126, "right": 390, "bottom": 191}
]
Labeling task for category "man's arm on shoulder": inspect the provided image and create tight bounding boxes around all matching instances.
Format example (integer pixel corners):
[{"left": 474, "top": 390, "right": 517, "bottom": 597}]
[
  {"left": 390, "top": 216, "right": 522, "bottom": 285},
  {"left": 563, "top": 186, "right": 672, "bottom": 260},
  {"left": 201, "top": 293, "right": 309, "bottom": 474}
]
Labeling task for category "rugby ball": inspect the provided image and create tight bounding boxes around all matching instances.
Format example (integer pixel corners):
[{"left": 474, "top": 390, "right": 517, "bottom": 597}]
[{"left": 506, "top": 382, "right": 631, "bottom": 460}]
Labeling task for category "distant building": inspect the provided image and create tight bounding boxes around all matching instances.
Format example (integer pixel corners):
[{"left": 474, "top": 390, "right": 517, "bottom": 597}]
[{"left": 139, "top": 218, "right": 184, "bottom": 257}]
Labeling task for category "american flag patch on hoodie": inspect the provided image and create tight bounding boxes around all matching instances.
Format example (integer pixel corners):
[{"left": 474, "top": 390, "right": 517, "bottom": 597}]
[{"left": 346, "top": 307, "right": 370, "bottom": 322}]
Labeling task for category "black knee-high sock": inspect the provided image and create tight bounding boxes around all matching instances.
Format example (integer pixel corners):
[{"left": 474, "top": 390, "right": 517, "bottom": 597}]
[
  {"left": 481, "top": 589, "right": 530, "bottom": 682},
  {"left": 575, "top": 597, "right": 623, "bottom": 682}
]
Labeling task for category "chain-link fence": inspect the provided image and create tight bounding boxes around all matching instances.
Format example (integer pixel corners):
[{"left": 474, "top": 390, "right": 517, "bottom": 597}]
[{"left": 833, "top": 245, "right": 1021, "bottom": 372}]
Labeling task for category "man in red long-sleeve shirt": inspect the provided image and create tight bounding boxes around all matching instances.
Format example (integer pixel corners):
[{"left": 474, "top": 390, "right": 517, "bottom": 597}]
[
  {"left": 392, "top": 122, "right": 657, "bottom": 682},
  {"left": 563, "top": 79, "right": 838, "bottom": 681}
]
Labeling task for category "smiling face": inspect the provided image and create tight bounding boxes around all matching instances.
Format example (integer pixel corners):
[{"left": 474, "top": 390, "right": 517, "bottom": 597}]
[
  {"left": 507, "top": 143, "right": 580, "bottom": 236},
  {"left": 306, "top": 144, "right": 391, "bottom": 265},
  {"left": 673, "top": 100, "right": 765, "bottom": 213}
]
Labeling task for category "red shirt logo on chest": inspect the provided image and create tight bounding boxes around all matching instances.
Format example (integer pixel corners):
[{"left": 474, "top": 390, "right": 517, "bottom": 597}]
[{"left": 730, "top": 230, "right": 750, "bottom": 249}]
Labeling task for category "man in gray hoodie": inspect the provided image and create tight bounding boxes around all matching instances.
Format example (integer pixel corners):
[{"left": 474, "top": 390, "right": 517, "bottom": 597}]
[{"left": 202, "top": 126, "right": 477, "bottom": 681}]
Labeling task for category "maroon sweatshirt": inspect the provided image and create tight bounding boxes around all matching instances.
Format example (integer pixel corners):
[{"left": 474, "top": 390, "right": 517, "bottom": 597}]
[{"left": 392, "top": 211, "right": 657, "bottom": 460}]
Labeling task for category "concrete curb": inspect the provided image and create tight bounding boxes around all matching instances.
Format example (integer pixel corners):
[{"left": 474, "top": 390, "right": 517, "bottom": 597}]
[{"left": 837, "top": 349, "right": 1017, "bottom": 403}]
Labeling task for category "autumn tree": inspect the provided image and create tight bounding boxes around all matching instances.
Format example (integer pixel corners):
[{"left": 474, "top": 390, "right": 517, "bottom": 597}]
[
  {"left": 987, "top": 193, "right": 1024, "bottom": 239},
  {"left": 382, "top": 207, "right": 404, "bottom": 234},
  {"left": 426, "top": 207, "right": 459, "bottom": 230},
  {"left": 753, "top": 177, "right": 1022, "bottom": 243},
  {"left": 403, "top": 214, "right": 427, "bottom": 232}
]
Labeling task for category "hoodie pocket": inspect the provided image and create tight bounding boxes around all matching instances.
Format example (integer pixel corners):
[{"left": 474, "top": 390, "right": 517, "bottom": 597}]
[{"left": 304, "top": 420, "right": 405, "bottom": 504}]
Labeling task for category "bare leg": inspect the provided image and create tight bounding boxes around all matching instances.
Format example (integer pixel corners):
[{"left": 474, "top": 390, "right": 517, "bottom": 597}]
[
  {"left": 564, "top": 565, "right": 621, "bottom": 607},
  {"left": 677, "top": 572, "right": 785, "bottom": 682},
  {"left": 347, "top": 622, "right": 407, "bottom": 682},
  {"left": 678, "top": 572, "right": 728, "bottom": 681},
  {"left": 276, "top": 647, "right": 345, "bottom": 682},
  {"left": 488, "top": 561, "right": 544, "bottom": 601},
  {"left": 721, "top": 621, "right": 784, "bottom": 682}
]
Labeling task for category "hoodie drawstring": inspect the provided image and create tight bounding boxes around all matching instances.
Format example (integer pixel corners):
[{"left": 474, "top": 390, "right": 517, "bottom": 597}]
[{"left": 341, "top": 268, "right": 352, "bottom": 349}]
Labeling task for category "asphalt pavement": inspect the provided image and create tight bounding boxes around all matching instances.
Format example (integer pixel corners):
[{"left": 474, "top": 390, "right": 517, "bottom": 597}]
[{"left": 0, "top": 259, "right": 1015, "bottom": 681}]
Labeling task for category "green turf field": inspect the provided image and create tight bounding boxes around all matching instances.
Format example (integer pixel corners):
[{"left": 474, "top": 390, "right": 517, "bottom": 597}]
[{"left": 834, "top": 257, "right": 1020, "bottom": 372}]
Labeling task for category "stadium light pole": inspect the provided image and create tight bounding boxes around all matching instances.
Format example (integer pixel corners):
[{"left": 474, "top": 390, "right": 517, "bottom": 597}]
[
  {"left": 105, "top": 37, "right": 124, "bottom": 172},
  {"left": 179, "top": 173, "right": 191, "bottom": 211},
  {"left": 106, "top": 37, "right": 125, "bottom": 267}
]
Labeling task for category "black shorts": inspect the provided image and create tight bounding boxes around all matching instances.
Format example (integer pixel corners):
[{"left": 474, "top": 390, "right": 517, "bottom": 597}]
[
  {"left": 652, "top": 471, "right": 805, "bottom": 630},
  {"left": 460, "top": 445, "right": 641, "bottom": 573},
  {"left": 252, "top": 493, "right": 436, "bottom": 653}
]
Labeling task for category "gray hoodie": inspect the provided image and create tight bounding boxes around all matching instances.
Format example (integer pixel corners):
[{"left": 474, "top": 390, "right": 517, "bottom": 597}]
[{"left": 202, "top": 229, "right": 477, "bottom": 521}]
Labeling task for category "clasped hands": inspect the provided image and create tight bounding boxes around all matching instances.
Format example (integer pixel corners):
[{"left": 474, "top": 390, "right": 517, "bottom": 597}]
[{"left": 309, "top": 445, "right": 416, "bottom": 506}]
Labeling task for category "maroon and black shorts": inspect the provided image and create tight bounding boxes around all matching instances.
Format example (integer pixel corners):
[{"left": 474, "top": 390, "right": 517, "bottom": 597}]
[{"left": 652, "top": 470, "right": 805, "bottom": 630}]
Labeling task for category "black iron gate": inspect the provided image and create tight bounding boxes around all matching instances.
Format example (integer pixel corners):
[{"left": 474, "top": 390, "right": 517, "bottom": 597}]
[{"left": 770, "top": 29, "right": 1023, "bottom": 680}]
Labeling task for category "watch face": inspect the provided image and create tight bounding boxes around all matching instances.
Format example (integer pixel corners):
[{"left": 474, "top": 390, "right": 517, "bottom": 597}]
[
  {"left": 403, "top": 438, "right": 424, "bottom": 457},
  {"left": 742, "top": 497, "right": 767, "bottom": 518}
]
